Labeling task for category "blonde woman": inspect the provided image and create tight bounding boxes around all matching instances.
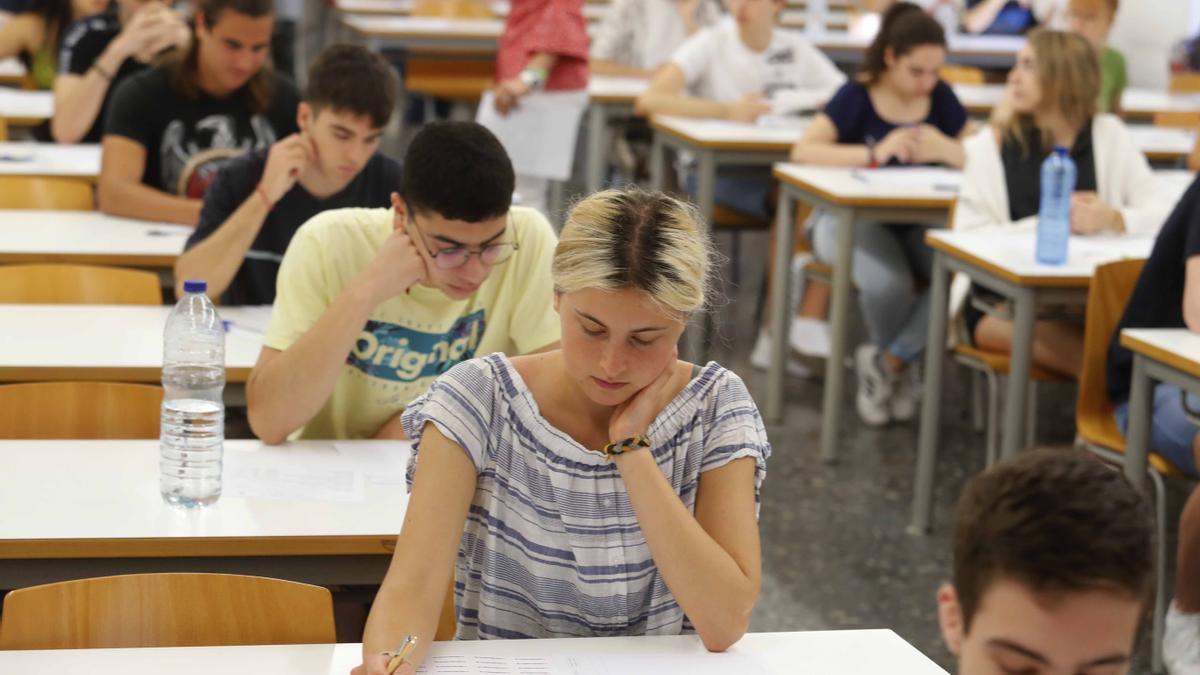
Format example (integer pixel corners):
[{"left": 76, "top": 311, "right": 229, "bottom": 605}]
[
  {"left": 954, "top": 30, "right": 1171, "bottom": 378},
  {"left": 353, "top": 188, "right": 770, "bottom": 674}
]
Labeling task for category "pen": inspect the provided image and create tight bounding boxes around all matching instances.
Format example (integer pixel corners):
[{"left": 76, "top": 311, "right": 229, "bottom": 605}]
[{"left": 385, "top": 634, "right": 418, "bottom": 674}]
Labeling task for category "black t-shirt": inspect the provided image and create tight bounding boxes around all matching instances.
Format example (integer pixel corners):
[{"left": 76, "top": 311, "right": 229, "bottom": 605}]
[
  {"left": 104, "top": 64, "right": 300, "bottom": 199},
  {"left": 58, "top": 8, "right": 148, "bottom": 145},
  {"left": 1001, "top": 120, "right": 1098, "bottom": 222},
  {"left": 822, "top": 80, "right": 968, "bottom": 165},
  {"left": 185, "top": 147, "right": 404, "bottom": 306},
  {"left": 1107, "top": 174, "right": 1200, "bottom": 405}
]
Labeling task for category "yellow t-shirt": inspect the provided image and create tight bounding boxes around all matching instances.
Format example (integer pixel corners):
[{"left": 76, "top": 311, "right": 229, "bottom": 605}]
[{"left": 264, "top": 206, "right": 561, "bottom": 439}]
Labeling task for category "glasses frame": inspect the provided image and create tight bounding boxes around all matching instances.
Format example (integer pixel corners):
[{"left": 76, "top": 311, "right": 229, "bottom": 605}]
[{"left": 405, "top": 211, "right": 519, "bottom": 270}]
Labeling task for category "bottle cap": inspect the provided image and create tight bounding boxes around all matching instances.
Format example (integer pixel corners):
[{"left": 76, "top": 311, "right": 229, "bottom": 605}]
[
  {"left": 183, "top": 280, "right": 207, "bottom": 294},
  {"left": 1053, "top": 145, "right": 1069, "bottom": 156}
]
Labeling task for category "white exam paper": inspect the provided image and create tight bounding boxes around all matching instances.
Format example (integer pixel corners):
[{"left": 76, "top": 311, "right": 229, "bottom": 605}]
[
  {"left": 335, "top": 441, "right": 412, "bottom": 485},
  {"left": 476, "top": 90, "right": 589, "bottom": 181},
  {"left": 224, "top": 451, "right": 365, "bottom": 502}
]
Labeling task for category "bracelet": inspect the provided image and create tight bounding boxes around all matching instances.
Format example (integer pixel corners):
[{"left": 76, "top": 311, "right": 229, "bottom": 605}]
[
  {"left": 866, "top": 138, "right": 879, "bottom": 168},
  {"left": 603, "top": 434, "right": 651, "bottom": 461},
  {"left": 254, "top": 183, "right": 273, "bottom": 210},
  {"left": 91, "top": 62, "right": 114, "bottom": 81}
]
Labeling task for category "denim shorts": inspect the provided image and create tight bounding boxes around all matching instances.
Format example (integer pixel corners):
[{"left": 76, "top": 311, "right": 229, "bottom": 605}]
[{"left": 1114, "top": 383, "right": 1200, "bottom": 478}]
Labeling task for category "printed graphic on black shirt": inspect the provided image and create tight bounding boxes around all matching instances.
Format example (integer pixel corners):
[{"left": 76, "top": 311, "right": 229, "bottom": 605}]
[{"left": 163, "top": 114, "right": 277, "bottom": 197}]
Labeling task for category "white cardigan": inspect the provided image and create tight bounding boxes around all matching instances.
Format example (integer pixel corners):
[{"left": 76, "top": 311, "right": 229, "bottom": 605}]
[{"left": 948, "top": 114, "right": 1173, "bottom": 321}]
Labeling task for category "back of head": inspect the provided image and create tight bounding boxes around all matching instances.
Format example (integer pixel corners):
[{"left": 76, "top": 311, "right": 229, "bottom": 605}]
[
  {"left": 553, "top": 187, "right": 713, "bottom": 317},
  {"left": 399, "top": 121, "right": 514, "bottom": 223},
  {"left": 306, "top": 44, "right": 399, "bottom": 129},
  {"left": 952, "top": 448, "right": 1154, "bottom": 633},
  {"left": 859, "top": 2, "right": 946, "bottom": 85},
  {"left": 1007, "top": 29, "right": 1100, "bottom": 143}
]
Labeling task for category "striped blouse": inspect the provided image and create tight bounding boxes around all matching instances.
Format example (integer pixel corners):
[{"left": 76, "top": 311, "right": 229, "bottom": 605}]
[{"left": 401, "top": 353, "right": 771, "bottom": 640}]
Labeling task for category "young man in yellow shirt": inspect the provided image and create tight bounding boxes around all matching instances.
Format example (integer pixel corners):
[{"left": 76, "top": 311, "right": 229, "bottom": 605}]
[{"left": 247, "top": 121, "right": 561, "bottom": 442}]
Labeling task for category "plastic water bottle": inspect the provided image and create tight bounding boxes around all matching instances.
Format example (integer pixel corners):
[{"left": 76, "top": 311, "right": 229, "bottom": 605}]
[
  {"left": 1036, "top": 146, "right": 1076, "bottom": 266},
  {"left": 160, "top": 280, "right": 225, "bottom": 507}
]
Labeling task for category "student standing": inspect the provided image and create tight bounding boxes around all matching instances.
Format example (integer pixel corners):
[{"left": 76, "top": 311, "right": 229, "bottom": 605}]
[
  {"left": 353, "top": 187, "right": 770, "bottom": 673},
  {"left": 246, "top": 122, "right": 561, "bottom": 443},
  {"left": 954, "top": 30, "right": 1170, "bottom": 380},
  {"left": 53, "top": 0, "right": 190, "bottom": 144},
  {"left": 175, "top": 44, "right": 401, "bottom": 305},
  {"left": 790, "top": 2, "right": 968, "bottom": 426},
  {"left": 98, "top": 0, "right": 300, "bottom": 225},
  {"left": 937, "top": 448, "right": 1154, "bottom": 674}
]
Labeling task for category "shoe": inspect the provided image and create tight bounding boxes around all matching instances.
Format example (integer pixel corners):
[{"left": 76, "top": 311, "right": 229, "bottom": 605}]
[
  {"left": 1165, "top": 601, "right": 1200, "bottom": 675},
  {"left": 890, "top": 360, "right": 921, "bottom": 423},
  {"left": 854, "top": 344, "right": 892, "bottom": 427},
  {"left": 751, "top": 331, "right": 814, "bottom": 379},
  {"left": 788, "top": 316, "right": 831, "bottom": 359}
]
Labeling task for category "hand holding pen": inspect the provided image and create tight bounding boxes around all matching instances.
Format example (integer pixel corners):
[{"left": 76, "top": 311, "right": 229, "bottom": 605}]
[{"left": 352, "top": 635, "right": 418, "bottom": 675}]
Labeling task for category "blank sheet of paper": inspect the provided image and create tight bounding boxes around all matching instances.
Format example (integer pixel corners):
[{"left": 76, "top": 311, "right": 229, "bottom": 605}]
[{"left": 476, "top": 90, "right": 589, "bottom": 181}]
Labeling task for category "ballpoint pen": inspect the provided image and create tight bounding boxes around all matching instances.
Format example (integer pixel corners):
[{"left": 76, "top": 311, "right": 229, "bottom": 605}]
[{"left": 384, "top": 634, "right": 418, "bottom": 674}]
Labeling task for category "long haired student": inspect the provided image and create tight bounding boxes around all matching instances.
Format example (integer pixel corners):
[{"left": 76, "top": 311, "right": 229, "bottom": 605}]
[
  {"left": 354, "top": 188, "right": 771, "bottom": 674},
  {"left": 954, "top": 30, "right": 1170, "bottom": 379},
  {"left": 790, "top": 2, "right": 969, "bottom": 428}
]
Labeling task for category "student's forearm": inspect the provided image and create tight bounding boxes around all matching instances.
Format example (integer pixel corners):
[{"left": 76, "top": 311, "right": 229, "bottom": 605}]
[
  {"left": 247, "top": 279, "right": 382, "bottom": 444},
  {"left": 361, "top": 581, "right": 442, "bottom": 665},
  {"left": 790, "top": 142, "right": 871, "bottom": 166},
  {"left": 590, "top": 59, "right": 652, "bottom": 78},
  {"left": 614, "top": 451, "right": 758, "bottom": 651},
  {"left": 51, "top": 48, "right": 127, "bottom": 143},
  {"left": 962, "top": 0, "right": 1005, "bottom": 33},
  {"left": 635, "top": 93, "right": 727, "bottom": 119},
  {"left": 174, "top": 194, "right": 270, "bottom": 298},
  {"left": 1185, "top": 257, "right": 1200, "bottom": 333},
  {"left": 98, "top": 178, "right": 202, "bottom": 225}
]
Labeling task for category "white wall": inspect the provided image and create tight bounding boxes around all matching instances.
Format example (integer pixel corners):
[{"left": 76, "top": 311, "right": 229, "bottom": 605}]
[{"left": 1108, "top": 0, "right": 1200, "bottom": 90}]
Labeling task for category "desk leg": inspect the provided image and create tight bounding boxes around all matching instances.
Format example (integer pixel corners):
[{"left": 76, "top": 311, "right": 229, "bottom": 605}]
[
  {"left": 1124, "top": 354, "right": 1152, "bottom": 492},
  {"left": 766, "top": 190, "right": 797, "bottom": 423},
  {"left": 1000, "top": 286, "right": 1036, "bottom": 459},
  {"left": 819, "top": 208, "right": 855, "bottom": 464},
  {"left": 683, "top": 149, "right": 717, "bottom": 363},
  {"left": 649, "top": 132, "right": 665, "bottom": 193},
  {"left": 910, "top": 251, "right": 950, "bottom": 534},
  {"left": 585, "top": 105, "right": 606, "bottom": 194}
]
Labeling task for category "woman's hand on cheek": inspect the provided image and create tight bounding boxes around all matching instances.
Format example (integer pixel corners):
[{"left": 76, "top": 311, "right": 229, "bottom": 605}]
[{"left": 607, "top": 347, "right": 679, "bottom": 443}]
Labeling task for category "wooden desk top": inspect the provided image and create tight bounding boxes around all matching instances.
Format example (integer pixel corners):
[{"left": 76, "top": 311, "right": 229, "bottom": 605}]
[{"left": 0, "top": 210, "right": 189, "bottom": 267}]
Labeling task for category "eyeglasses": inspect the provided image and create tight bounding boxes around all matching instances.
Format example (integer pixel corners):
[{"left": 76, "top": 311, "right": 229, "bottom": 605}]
[{"left": 407, "top": 214, "right": 519, "bottom": 270}]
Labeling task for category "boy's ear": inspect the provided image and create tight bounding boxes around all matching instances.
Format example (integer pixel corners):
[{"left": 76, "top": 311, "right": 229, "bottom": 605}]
[
  {"left": 390, "top": 192, "right": 406, "bottom": 231},
  {"left": 938, "top": 583, "right": 966, "bottom": 656}
]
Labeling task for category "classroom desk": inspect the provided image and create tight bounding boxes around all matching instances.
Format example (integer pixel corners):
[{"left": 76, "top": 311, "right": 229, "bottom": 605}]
[
  {"left": 909, "top": 229, "right": 1157, "bottom": 533},
  {"left": 340, "top": 15, "right": 503, "bottom": 52},
  {"left": 815, "top": 31, "right": 1025, "bottom": 68},
  {"left": 951, "top": 84, "right": 1200, "bottom": 120},
  {"left": 335, "top": 0, "right": 609, "bottom": 21},
  {"left": 0, "top": 631, "right": 949, "bottom": 674},
  {"left": 0, "top": 304, "right": 269, "bottom": 383},
  {"left": 0, "top": 88, "right": 51, "bottom": 127},
  {"left": 0, "top": 210, "right": 189, "bottom": 268},
  {"left": 1127, "top": 125, "right": 1196, "bottom": 164},
  {"left": 0, "top": 439, "right": 408, "bottom": 589},
  {"left": 0, "top": 57, "right": 25, "bottom": 86},
  {"left": 0, "top": 142, "right": 101, "bottom": 181},
  {"left": 766, "top": 165, "right": 958, "bottom": 464},
  {"left": 1120, "top": 328, "right": 1200, "bottom": 490},
  {"left": 585, "top": 76, "right": 648, "bottom": 193}
]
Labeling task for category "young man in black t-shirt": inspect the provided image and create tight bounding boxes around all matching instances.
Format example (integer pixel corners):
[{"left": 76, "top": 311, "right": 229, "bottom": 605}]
[
  {"left": 174, "top": 44, "right": 401, "bottom": 305},
  {"left": 53, "top": 0, "right": 190, "bottom": 144},
  {"left": 98, "top": 0, "right": 299, "bottom": 225}
]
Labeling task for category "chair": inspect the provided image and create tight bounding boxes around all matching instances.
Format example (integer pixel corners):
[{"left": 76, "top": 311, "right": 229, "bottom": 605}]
[
  {"left": 0, "top": 573, "right": 335, "bottom": 649},
  {"left": 1170, "top": 71, "right": 1200, "bottom": 94},
  {"left": 0, "top": 176, "right": 94, "bottom": 210},
  {"left": 0, "top": 382, "right": 163, "bottom": 439},
  {"left": 1152, "top": 111, "right": 1200, "bottom": 129},
  {"left": 0, "top": 263, "right": 161, "bottom": 304},
  {"left": 0, "top": 117, "right": 8, "bottom": 142},
  {"left": 405, "top": 58, "right": 495, "bottom": 102},
  {"left": 411, "top": 0, "right": 493, "bottom": 18},
  {"left": 1075, "top": 258, "right": 1185, "bottom": 675},
  {"left": 939, "top": 65, "right": 986, "bottom": 86}
]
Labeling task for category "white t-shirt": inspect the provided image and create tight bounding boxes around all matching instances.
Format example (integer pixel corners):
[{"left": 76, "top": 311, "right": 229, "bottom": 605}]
[
  {"left": 670, "top": 20, "right": 845, "bottom": 103},
  {"left": 590, "top": 0, "right": 722, "bottom": 71}
]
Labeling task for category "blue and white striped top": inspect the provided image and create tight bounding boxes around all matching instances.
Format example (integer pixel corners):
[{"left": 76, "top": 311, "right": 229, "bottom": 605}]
[{"left": 401, "top": 353, "right": 771, "bottom": 640}]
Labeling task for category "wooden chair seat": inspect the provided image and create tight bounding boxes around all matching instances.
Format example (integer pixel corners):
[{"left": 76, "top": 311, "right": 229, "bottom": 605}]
[
  {"left": 1077, "top": 406, "right": 1185, "bottom": 478},
  {"left": 952, "top": 344, "right": 1071, "bottom": 382},
  {"left": 0, "top": 573, "right": 335, "bottom": 650}
]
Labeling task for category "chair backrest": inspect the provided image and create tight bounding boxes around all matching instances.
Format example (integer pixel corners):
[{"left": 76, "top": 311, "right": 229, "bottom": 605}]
[
  {"left": 1076, "top": 258, "right": 1145, "bottom": 435},
  {"left": 0, "top": 382, "right": 163, "bottom": 439},
  {"left": 0, "top": 176, "right": 94, "bottom": 210},
  {"left": 0, "top": 117, "right": 8, "bottom": 142},
  {"left": 939, "top": 64, "right": 985, "bottom": 86},
  {"left": 0, "top": 263, "right": 161, "bottom": 304},
  {"left": 1171, "top": 71, "right": 1200, "bottom": 93},
  {"left": 412, "top": 0, "right": 494, "bottom": 18},
  {"left": 1152, "top": 111, "right": 1200, "bottom": 129},
  {"left": 0, "top": 573, "right": 336, "bottom": 649}
]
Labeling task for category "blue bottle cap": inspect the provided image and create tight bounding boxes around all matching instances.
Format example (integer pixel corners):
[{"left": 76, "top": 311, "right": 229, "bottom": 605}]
[
  {"left": 1053, "top": 145, "right": 1069, "bottom": 156},
  {"left": 182, "top": 280, "right": 207, "bottom": 294}
]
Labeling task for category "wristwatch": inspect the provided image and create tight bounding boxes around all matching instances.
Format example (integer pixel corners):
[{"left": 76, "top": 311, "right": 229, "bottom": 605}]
[
  {"left": 518, "top": 66, "right": 547, "bottom": 91},
  {"left": 603, "top": 434, "right": 651, "bottom": 461}
]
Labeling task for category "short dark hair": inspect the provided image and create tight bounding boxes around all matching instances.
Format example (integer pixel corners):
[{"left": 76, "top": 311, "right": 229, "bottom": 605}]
[
  {"left": 306, "top": 44, "right": 398, "bottom": 129},
  {"left": 399, "top": 121, "right": 514, "bottom": 222},
  {"left": 859, "top": 2, "right": 946, "bottom": 85},
  {"left": 952, "top": 448, "right": 1154, "bottom": 633}
]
